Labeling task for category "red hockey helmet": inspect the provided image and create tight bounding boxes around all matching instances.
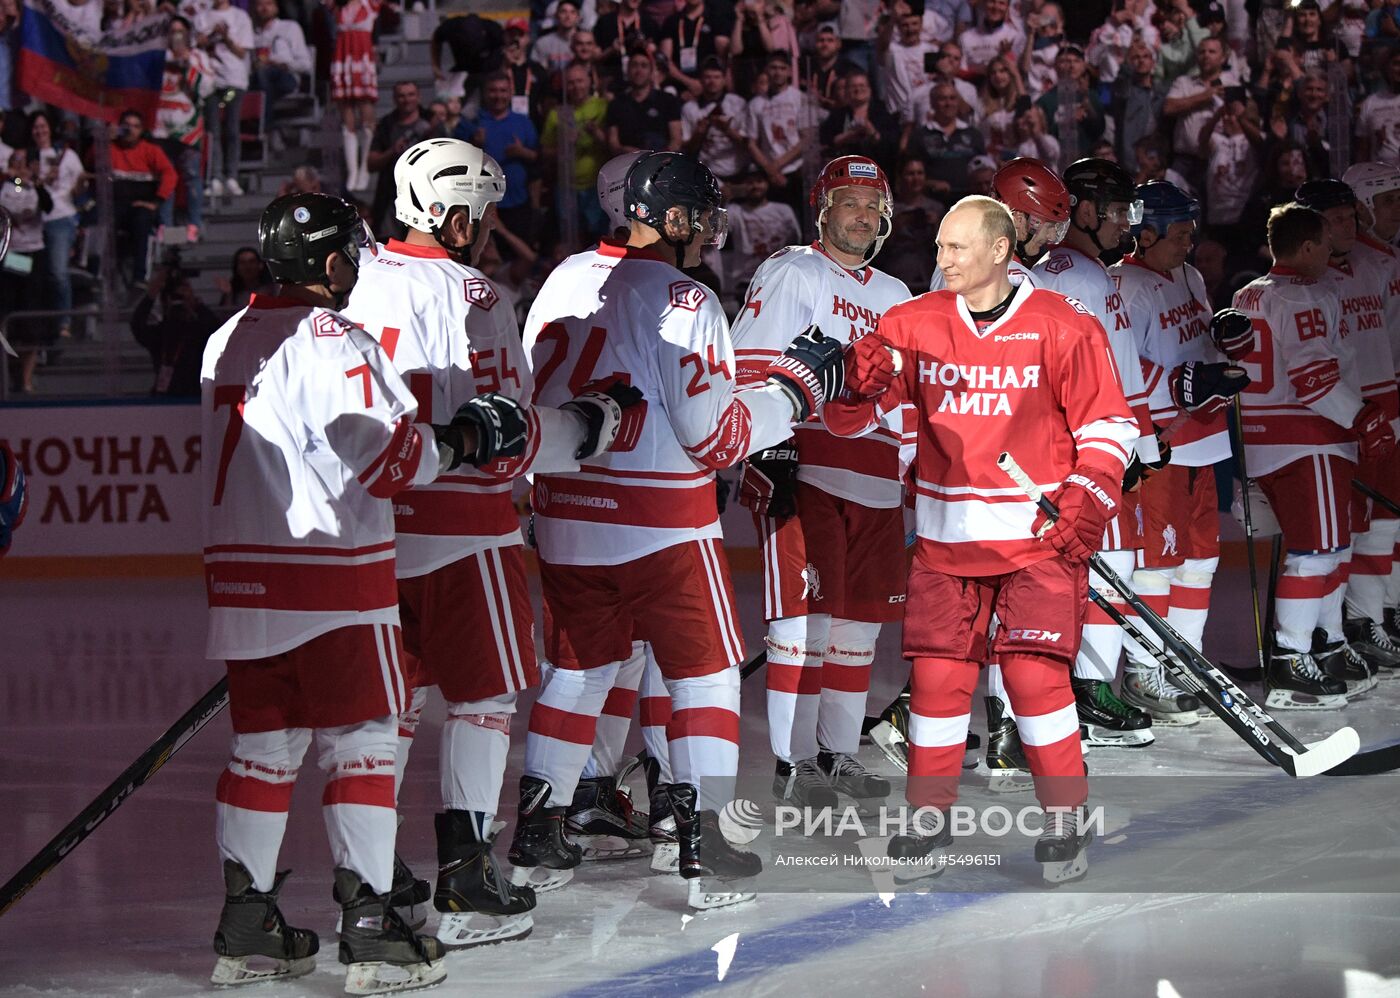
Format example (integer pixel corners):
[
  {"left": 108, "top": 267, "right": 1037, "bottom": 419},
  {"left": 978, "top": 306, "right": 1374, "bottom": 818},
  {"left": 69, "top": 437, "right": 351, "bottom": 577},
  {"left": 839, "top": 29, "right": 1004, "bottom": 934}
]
[
  {"left": 810, "top": 156, "right": 894, "bottom": 264},
  {"left": 993, "top": 157, "right": 1070, "bottom": 249}
]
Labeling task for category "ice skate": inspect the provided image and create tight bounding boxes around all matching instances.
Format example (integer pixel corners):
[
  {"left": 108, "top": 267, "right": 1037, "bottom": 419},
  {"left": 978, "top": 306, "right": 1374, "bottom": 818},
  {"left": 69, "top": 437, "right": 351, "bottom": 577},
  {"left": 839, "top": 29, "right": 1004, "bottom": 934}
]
[
  {"left": 772, "top": 758, "right": 838, "bottom": 810},
  {"left": 1385, "top": 606, "right": 1400, "bottom": 645},
  {"left": 211, "top": 860, "right": 318, "bottom": 987},
  {"left": 816, "top": 749, "right": 890, "bottom": 813},
  {"left": 886, "top": 810, "right": 951, "bottom": 883},
  {"left": 870, "top": 688, "right": 981, "bottom": 772},
  {"left": 1121, "top": 663, "right": 1202, "bottom": 726},
  {"left": 1036, "top": 806, "right": 1092, "bottom": 885},
  {"left": 1313, "top": 630, "right": 1377, "bottom": 697},
  {"left": 565, "top": 775, "right": 650, "bottom": 861},
  {"left": 334, "top": 867, "right": 446, "bottom": 995},
  {"left": 506, "top": 776, "right": 581, "bottom": 894},
  {"left": 669, "top": 783, "right": 759, "bottom": 910},
  {"left": 433, "top": 811, "right": 534, "bottom": 949},
  {"left": 1265, "top": 647, "right": 1348, "bottom": 710},
  {"left": 633, "top": 751, "right": 680, "bottom": 873},
  {"left": 984, "top": 696, "right": 1033, "bottom": 794},
  {"left": 1344, "top": 614, "right": 1400, "bottom": 677},
  {"left": 390, "top": 853, "right": 431, "bottom": 931},
  {"left": 1072, "top": 677, "right": 1155, "bottom": 746}
]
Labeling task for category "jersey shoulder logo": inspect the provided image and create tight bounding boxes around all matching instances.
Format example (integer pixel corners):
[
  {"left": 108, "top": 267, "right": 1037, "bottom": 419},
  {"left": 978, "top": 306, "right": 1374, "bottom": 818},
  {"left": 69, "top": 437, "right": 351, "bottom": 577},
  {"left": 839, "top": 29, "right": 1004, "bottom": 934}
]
[
  {"left": 465, "top": 277, "right": 499, "bottom": 311},
  {"left": 1044, "top": 254, "right": 1074, "bottom": 275},
  {"left": 669, "top": 280, "right": 707, "bottom": 311},
  {"left": 1063, "top": 296, "right": 1094, "bottom": 317},
  {"left": 312, "top": 311, "right": 348, "bottom": 337}
]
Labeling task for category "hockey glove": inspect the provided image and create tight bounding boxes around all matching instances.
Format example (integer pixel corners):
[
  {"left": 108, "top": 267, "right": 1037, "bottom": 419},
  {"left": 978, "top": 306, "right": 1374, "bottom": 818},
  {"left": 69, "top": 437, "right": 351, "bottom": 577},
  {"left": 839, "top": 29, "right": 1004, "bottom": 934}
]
[
  {"left": 1209, "top": 308, "right": 1254, "bottom": 362},
  {"left": 1031, "top": 464, "right": 1121, "bottom": 563},
  {"left": 716, "top": 474, "right": 732, "bottom": 515},
  {"left": 843, "top": 334, "right": 901, "bottom": 399},
  {"left": 766, "top": 325, "right": 846, "bottom": 421},
  {"left": 738, "top": 440, "right": 799, "bottom": 519},
  {"left": 561, "top": 378, "right": 647, "bottom": 460},
  {"left": 1123, "top": 425, "right": 1173, "bottom": 493},
  {"left": 0, "top": 442, "right": 28, "bottom": 557},
  {"left": 1168, "top": 361, "right": 1251, "bottom": 414},
  {"left": 1353, "top": 400, "right": 1398, "bottom": 462},
  {"left": 443, "top": 392, "right": 529, "bottom": 469}
]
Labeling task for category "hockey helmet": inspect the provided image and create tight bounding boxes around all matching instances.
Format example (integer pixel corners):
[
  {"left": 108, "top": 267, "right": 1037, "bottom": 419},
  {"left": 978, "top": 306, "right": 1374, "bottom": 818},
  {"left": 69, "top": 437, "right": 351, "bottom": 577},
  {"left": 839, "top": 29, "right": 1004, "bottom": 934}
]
[
  {"left": 259, "top": 192, "right": 375, "bottom": 285},
  {"left": 1063, "top": 157, "right": 1143, "bottom": 225},
  {"left": 1293, "top": 178, "right": 1357, "bottom": 214},
  {"left": 993, "top": 157, "right": 1070, "bottom": 245},
  {"left": 1341, "top": 161, "right": 1400, "bottom": 215},
  {"left": 598, "top": 150, "right": 650, "bottom": 232},
  {"left": 394, "top": 138, "right": 506, "bottom": 233},
  {"left": 811, "top": 155, "right": 894, "bottom": 263},
  {"left": 624, "top": 151, "right": 728, "bottom": 249},
  {"left": 1132, "top": 180, "right": 1200, "bottom": 238}
]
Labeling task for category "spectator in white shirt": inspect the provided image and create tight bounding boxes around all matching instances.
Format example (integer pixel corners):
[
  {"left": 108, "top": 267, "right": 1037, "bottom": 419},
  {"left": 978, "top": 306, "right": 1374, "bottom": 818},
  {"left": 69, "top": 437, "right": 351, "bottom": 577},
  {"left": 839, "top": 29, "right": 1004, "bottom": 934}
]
[
  {"left": 747, "top": 51, "right": 806, "bottom": 215},
  {"left": 877, "top": 8, "right": 934, "bottom": 124},
  {"left": 958, "top": 0, "right": 1024, "bottom": 78},
  {"left": 725, "top": 167, "right": 800, "bottom": 299},
  {"left": 250, "top": 0, "right": 310, "bottom": 130},
  {"left": 195, "top": 0, "right": 253, "bottom": 197},
  {"left": 1163, "top": 36, "right": 1240, "bottom": 180},
  {"left": 1203, "top": 95, "right": 1262, "bottom": 230},
  {"left": 531, "top": 0, "right": 579, "bottom": 75},
  {"left": 681, "top": 58, "right": 752, "bottom": 180},
  {"left": 1356, "top": 48, "right": 1400, "bottom": 166},
  {"left": 1020, "top": 1, "right": 1065, "bottom": 96}
]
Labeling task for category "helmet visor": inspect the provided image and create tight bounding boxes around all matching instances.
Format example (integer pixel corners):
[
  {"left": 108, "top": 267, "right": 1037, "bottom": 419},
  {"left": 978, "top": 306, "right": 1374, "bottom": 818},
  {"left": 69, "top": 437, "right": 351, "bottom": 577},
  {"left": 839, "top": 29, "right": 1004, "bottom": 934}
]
[
  {"left": 345, "top": 217, "right": 378, "bottom": 268},
  {"left": 695, "top": 204, "right": 729, "bottom": 249},
  {"left": 1027, "top": 213, "right": 1070, "bottom": 247}
]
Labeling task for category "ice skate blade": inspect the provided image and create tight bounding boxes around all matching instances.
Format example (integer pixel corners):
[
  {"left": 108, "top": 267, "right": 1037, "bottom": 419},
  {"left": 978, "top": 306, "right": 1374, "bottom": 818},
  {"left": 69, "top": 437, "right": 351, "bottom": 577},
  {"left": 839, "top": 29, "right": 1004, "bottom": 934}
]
[
  {"left": 650, "top": 841, "right": 680, "bottom": 873},
  {"left": 686, "top": 877, "right": 756, "bottom": 910},
  {"left": 506, "top": 865, "right": 573, "bottom": 893},
  {"left": 869, "top": 721, "right": 909, "bottom": 774},
  {"left": 575, "top": 834, "right": 650, "bottom": 861},
  {"left": 338, "top": 907, "right": 422, "bottom": 935},
  {"left": 1284, "top": 725, "right": 1361, "bottom": 778},
  {"left": 1342, "top": 676, "right": 1378, "bottom": 698},
  {"left": 986, "top": 767, "right": 1034, "bottom": 794},
  {"left": 1079, "top": 724, "right": 1155, "bottom": 747},
  {"left": 343, "top": 958, "right": 446, "bottom": 995},
  {"left": 1265, "top": 688, "right": 1348, "bottom": 711},
  {"left": 1143, "top": 709, "right": 1200, "bottom": 727},
  {"left": 1041, "top": 853, "right": 1089, "bottom": 885},
  {"left": 435, "top": 911, "right": 532, "bottom": 949},
  {"left": 211, "top": 954, "right": 315, "bottom": 987}
]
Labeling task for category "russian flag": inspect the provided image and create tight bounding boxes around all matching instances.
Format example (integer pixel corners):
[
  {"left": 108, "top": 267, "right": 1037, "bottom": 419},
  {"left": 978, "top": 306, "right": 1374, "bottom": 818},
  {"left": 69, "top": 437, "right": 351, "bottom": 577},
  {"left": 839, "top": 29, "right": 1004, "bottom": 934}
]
[{"left": 18, "top": 0, "right": 167, "bottom": 123}]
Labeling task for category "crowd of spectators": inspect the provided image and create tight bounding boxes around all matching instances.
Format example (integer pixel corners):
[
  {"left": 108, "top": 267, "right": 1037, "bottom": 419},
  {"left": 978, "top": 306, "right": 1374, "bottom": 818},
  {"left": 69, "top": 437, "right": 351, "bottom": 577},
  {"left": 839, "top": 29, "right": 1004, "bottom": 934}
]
[{"left": 5, "top": 0, "right": 1400, "bottom": 393}]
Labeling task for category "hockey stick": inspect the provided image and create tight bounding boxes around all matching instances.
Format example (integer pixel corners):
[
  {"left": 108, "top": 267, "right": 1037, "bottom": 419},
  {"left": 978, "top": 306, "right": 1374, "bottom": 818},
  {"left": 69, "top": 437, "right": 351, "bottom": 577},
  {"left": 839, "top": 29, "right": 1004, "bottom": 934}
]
[
  {"left": 1234, "top": 397, "right": 1268, "bottom": 676},
  {"left": 1353, "top": 478, "right": 1400, "bottom": 519},
  {"left": 0, "top": 676, "right": 230, "bottom": 918},
  {"left": 997, "top": 452, "right": 1359, "bottom": 779}
]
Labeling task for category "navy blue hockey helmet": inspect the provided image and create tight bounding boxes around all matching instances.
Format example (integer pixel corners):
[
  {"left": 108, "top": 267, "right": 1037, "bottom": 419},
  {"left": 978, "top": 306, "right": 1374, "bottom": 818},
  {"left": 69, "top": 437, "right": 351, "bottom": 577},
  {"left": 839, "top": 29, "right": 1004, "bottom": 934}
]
[{"left": 1132, "top": 180, "right": 1201, "bottom": 238}]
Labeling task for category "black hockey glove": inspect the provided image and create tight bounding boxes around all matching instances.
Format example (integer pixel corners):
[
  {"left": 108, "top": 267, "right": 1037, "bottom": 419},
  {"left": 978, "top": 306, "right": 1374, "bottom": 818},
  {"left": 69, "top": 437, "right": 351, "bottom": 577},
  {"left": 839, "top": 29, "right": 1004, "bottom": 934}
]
[
  {"left": 1123, "top": 423, "right": 1174, "bottom": 492},
  {"left": 766, "top": 325, "right": 846, "bottom": 421},
  {"left": 715, "top": 474, "right": 732, "bottom": 515},
  {"left": 1168, "top": 361, "right": 1251, "bottom": 414},
  {"left": 738, "top": 440, "right": 799, "bottom": 519},
  {"left": 561, "top": 379, "right": 646, "bottom": 460},
  {"left": 440, "top": 392, "right": 529, "bottom": 469},
  {"left": 1209, "top": 308, "right": 1254, "bottom": 362}
]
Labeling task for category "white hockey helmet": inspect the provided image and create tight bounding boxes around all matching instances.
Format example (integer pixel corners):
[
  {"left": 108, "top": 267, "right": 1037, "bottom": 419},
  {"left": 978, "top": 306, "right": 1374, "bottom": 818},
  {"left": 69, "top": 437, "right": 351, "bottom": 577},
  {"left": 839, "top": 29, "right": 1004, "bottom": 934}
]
[
  {"left": 597, "top": 150, "right": 650, "bottom": 231},
  {"left": 1341, "top": 161, "right": 1400, "bottom": 215},
  {"left": 394, "top": 137, "right": 506, "bottom": 233}
]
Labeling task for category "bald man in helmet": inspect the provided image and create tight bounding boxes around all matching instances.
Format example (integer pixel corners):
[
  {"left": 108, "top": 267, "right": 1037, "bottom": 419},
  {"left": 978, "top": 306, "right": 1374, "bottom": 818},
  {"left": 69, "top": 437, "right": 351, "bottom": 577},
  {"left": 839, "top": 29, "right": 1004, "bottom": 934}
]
[{"left": 730, "top": 154, "right": 913, "bottom": 815}]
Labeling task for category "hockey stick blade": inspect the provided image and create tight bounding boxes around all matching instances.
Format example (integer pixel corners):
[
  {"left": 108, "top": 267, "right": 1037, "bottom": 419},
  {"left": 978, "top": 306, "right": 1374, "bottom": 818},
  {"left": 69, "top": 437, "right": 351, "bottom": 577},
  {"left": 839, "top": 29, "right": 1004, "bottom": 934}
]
[
  {"left": 1284, "top": 726, "right": 1361, "bottom": 779},
  {"left": 1323, "top": 740, "right": 1400, "bottom": 776}
]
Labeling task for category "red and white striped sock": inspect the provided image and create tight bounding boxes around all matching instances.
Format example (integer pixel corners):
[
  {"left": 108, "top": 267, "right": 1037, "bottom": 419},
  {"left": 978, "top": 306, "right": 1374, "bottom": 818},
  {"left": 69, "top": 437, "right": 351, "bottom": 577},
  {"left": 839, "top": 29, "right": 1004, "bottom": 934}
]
[
  {"left": 393, "top": 686, "right": 427, "bottom": 803},
  {"left": 1346, "top": 520, "right": 1397, "bottom": 624},
  {"left": 216, "top": 727, "right": 311, "bottom": 892},
  {"left": 319, "top": 717, "right": 399, "bottom": 894},
  {"left": 1275, "top": 551, "right": 1345, "bottom": 652},
  {"left": 765, "top": 614, "right": 829, "bottom": 763},
  {"left": 582, "top": 642, "right": 645, "bottom": 780},
  {"left": 442, "top": 693, "right": 515, "bottom": 820},
  {"left": 1123, "top": 567, "right": 1172, "bottom": 670},
  {"left": 524, "top": 660, "right": 622, "bottom": 806},
  {"left": 667, "top": 667, "right": 742, "bottom": 812},
  {"left": 1074, "top": 551, "right": 1135, "bottom": 681},
  {"left": 818, "top": 619, "right": 880, "bottom": 755},
  {"left": 906, "top": 656, "right": 977, "bottom": 811},
  {"left": 1001, "top": 653, "right": 1085, "bottom": 810},
  {"left": 639, "top": 650, "right": 674, "bottom": 782},
  {"left": 1167, "top": 556, "right": 1217, "bottom": 653}
]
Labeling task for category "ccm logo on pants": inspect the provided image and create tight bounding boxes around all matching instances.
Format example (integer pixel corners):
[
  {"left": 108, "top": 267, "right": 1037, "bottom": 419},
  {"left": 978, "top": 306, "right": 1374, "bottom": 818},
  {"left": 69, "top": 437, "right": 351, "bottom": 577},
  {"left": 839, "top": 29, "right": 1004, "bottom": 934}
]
[{"left": 1004, "top": 629, "right": 1062, "bottom": 642}]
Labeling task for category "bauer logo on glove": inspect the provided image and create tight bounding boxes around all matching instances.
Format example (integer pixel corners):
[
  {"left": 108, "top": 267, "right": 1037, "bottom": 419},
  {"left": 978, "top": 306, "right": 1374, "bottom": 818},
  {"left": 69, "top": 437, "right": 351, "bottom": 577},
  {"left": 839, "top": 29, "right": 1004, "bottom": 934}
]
[{"left": 1168, "top": 361, "right": 1251, "bottom": 414}]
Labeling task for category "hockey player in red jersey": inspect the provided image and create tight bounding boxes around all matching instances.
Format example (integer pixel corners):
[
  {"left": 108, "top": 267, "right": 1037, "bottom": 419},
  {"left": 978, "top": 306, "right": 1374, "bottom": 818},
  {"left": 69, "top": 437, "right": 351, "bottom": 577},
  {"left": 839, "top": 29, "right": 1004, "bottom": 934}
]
[
  {"left": 1294, "top": 179, "right": 1400, "bottom": 685},
  {"left": 202, "top": 193, "right": 533, "bottom": 993},
  {"left": 1342, "top": 161, "right": 1400, "bottom": 656},
  {"left": 341, "top": 138, "right": 641, "bottom": 945},
  {"left": 827, "top": 196, "right": 1139, "bottom": 882},
  {"left": 515, "top": 151, "right": 847, "bottom": 909},
  {"left": 1111, "top": 181, "right": 1250, "bottom": 723},
  {"left": 729, "top": 155, "right": 911, "bottom": 814},
  {"left": 872, "top": 158, "right": 1073, "bottom": 787},
  {"left": 1232, "top": 204, "right": 1396, "bottom": 708},
  {"left": 1033, "top": 159, "right": 1162, "bottom": 749}
]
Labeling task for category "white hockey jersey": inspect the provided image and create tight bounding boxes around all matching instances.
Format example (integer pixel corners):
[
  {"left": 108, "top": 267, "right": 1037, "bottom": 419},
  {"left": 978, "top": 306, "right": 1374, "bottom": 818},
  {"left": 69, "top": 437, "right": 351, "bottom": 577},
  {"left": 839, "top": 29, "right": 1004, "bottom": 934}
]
[
  {"left": 1351, "top": 233, "right": 1400, "bottom": 402},
  {"left": 1109, "top": 255, "right": 1230, "bottom": 467},
  {"left": 1325, "top": 250, "right": 1400, "bottom": 433},
  {"left": 201, "top": 295, "right": 440, "bottom": 660},
  {"left": 1233, "top": 267, "right": 1362, "bottom": 477},
  {"left": 731, "top": 242, "right": 913, "bottom": 509},
  {"left": 343, "top": 240, "right": 585, "bottom": 578},
  {"left": 1033, "top": 245, "right": 1156, "bottom": 463},
  {"left": 523, "top": 240, "right": 799, "bottom": 566}
]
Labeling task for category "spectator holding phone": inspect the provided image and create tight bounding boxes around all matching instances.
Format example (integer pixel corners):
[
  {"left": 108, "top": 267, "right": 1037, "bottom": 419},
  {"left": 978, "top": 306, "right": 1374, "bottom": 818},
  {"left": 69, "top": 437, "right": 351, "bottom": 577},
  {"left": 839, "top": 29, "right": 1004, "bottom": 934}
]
[
  {"left": 130, "top": 255, "right": 219, "bottom": 397},
  {"left": 681, "top": 57, "right": 751, "bottom": 181},
  {"left": 0, "top": 148, "right": 52, "bottom": 394}
]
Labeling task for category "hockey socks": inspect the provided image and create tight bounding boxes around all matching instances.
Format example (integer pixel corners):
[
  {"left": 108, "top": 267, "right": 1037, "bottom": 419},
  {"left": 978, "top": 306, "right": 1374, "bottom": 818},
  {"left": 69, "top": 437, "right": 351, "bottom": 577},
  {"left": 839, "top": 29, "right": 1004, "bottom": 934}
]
[
  {"left": 665, "top": 667, "right": 741, "bottom": 813},
  {"left": 765, "top": 613, "right": 829, "bottom": 763},
  {"left": 442, "top": 695, "right": 515, "bottom": 817},
  {"left": 524, "top": 659, "right": 621, "bottom": 806},
  {"left": 817, "top": 619, "right": 880, "bottom": 756}
]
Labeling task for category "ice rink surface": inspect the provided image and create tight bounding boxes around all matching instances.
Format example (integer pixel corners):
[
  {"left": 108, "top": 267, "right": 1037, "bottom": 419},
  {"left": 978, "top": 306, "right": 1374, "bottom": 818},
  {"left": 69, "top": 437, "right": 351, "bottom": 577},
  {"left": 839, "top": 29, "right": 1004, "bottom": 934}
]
[{"left": 4, "top": 564, "right": 1400, "bottom": 998}]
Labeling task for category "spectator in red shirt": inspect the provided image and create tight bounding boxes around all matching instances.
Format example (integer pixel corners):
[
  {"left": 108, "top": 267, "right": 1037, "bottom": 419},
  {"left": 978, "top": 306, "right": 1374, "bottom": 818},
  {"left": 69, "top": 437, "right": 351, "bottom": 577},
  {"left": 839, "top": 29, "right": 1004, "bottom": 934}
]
[{"left": 111, "top": 109, "right": 178, "bottom": 293}]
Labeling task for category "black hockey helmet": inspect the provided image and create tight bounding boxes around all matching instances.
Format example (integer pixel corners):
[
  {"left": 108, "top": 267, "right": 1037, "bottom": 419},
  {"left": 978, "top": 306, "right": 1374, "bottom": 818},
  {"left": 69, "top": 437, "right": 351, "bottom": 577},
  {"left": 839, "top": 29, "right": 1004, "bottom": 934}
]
[
  {"left": 623, "top": 151, "right": 728, "bottom": 249},
  {"left": 1063, "top": 158, "right": 1143, "bottom": 223},
  {"left": 258, "top": 192, "right": 375, "bottom": 285},
  {"left": 1293, "top": 178, "right": 1357, "bottom": 213}
]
